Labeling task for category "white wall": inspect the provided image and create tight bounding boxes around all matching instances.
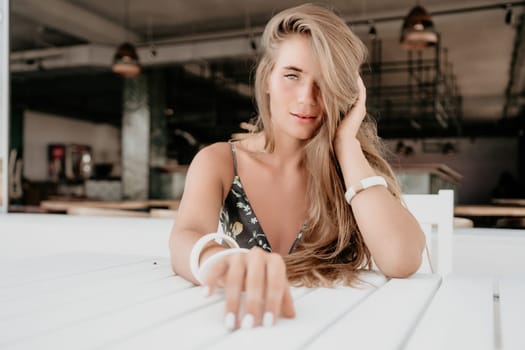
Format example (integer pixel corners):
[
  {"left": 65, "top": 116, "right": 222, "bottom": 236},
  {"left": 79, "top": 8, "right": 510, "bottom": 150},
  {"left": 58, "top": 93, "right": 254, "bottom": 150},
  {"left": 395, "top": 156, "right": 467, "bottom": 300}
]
[
  {"left": 23, "top": 110, "right": 121, "bottom": 181},
  {"left": 0, "top": 0, "right": 9, "bottom": 213},
  {"left": 385, "top": 138, "right": 518, "bottom": 204}
]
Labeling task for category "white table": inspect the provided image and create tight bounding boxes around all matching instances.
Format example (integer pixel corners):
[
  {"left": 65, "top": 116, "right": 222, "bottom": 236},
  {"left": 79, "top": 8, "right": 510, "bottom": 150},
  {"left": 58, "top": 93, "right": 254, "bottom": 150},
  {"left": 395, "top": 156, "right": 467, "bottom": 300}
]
[
  {"left": 1, "top": 253, "right": 523, "bottom": 350},
  {"left": 1, "top": 214, "right": 524, "bottom": 349}
]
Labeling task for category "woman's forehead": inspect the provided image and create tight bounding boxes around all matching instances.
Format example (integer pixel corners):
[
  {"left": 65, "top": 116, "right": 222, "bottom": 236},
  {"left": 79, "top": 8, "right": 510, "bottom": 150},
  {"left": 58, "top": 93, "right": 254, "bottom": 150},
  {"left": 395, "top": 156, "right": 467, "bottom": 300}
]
[{"left": 273, "top": 35, "right": 321, "bottom": 74}]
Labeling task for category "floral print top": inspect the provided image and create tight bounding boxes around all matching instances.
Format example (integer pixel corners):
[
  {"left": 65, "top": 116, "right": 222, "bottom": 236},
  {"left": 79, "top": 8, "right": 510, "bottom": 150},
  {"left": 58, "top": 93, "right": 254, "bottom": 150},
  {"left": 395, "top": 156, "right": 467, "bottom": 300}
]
[{"left": 219, "top": 142, "right": 305, "bottom": 254}]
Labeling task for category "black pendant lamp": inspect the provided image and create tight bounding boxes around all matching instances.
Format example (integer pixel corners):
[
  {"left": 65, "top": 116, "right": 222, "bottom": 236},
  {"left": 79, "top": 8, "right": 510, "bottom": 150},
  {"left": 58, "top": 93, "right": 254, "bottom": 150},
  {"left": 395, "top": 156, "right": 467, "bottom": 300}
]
[
  {"left": 112, "top": 0, "right": 141, "bottom": 77},
  {"left": 112, "top": 42, "right": 141, "bottom": 77},
  {"left": 400, "top": 5, "right": 438, "bottom": 50}
]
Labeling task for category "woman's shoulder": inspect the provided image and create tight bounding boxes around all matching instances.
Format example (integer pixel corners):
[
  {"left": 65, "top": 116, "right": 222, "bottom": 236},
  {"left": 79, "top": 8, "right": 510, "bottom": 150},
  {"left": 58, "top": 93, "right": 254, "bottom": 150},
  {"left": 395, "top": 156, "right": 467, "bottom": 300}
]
[
  {"left": 197, "top": 141, "right": 232, "bottom": 156},
  {"left": 187, "top": 142, "right": 234, "bottom": 178}
]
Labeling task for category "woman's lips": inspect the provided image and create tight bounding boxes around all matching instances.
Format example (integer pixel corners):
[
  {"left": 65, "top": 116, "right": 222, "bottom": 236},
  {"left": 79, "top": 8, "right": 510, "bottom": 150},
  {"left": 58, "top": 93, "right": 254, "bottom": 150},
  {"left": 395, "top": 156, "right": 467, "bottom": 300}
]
[{"left": 291, "top": 112, "right": 317, "bottom": 121}]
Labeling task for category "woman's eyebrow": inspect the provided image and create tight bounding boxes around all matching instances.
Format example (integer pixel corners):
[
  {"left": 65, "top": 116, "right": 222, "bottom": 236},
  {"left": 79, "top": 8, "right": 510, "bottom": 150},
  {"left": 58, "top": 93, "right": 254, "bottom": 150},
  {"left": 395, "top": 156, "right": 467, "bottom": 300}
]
[{"left": 282, "top": 65, "right": 304, "bottom": 73}]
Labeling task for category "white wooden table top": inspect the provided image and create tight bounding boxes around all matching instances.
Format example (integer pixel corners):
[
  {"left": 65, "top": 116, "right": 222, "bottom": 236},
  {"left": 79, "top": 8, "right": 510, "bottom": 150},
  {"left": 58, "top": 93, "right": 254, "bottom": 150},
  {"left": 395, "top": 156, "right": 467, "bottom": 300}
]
[{"left": 1, "top": 253, "right": 523, "bottom": 350}]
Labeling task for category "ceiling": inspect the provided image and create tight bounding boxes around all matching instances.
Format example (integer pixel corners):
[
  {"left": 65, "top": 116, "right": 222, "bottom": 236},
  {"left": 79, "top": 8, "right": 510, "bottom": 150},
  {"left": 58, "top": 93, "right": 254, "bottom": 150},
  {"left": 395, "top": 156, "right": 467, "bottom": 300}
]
[{"left": 8, "top": 0, "right": 525, "bottom": 137}]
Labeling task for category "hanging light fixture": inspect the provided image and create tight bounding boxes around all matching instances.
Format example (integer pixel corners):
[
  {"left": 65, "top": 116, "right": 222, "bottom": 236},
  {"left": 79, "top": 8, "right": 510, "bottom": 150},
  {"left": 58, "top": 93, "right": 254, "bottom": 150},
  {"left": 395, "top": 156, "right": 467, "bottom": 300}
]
[
  {"left": 368, "top": 20, "right": 378, "bottom": 39},
  {"left": 112, "top": 42, "right": 140, "bottom": 77},
  {"left": 400, "top": 5, "right": 438, "bottom": 50},
  {"left": 112, "top": 0, "right": 141, "bottom": 77},
  {"left": 505, "top": 4, "right": 513, "bottom": 25}
]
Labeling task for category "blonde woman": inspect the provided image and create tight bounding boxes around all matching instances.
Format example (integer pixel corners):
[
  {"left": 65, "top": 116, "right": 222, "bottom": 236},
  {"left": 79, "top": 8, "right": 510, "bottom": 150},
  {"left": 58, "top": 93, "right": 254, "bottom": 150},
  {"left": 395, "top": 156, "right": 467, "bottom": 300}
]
[{"left": 169, "top": 3, "right": 425, "bottom": 330}]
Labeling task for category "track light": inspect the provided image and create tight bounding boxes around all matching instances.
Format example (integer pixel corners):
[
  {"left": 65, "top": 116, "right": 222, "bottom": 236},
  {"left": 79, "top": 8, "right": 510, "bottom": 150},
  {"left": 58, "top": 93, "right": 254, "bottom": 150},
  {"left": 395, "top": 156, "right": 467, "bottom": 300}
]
[
  {"left": 505, "top": 4, "right": 513, "bottom": 25},
  {"left": 250, "top": 38, "right": 257, "bottom": 51},
  {"left": 368, "top": 21, "right": 377, "bottom": 39}
]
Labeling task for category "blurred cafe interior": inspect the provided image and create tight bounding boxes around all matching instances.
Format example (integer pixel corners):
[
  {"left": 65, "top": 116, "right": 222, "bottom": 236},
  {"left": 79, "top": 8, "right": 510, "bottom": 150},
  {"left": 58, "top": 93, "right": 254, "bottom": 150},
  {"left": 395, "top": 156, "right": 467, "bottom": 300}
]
[{"left": 1, "top": 0, "right": 525, "bottom": 228}]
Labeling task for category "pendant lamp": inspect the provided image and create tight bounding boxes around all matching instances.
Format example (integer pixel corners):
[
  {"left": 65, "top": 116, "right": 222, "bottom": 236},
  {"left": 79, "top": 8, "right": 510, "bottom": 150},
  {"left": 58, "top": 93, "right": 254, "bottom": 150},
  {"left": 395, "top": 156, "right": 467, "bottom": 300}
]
[
  {"left": 112, "top": 42, "right": 141, "bottom": 77},
  {"left": 112, "top": 0, "right": 140, "bottom": 77},
  {"left": 400, "top": 5, "right": 438, "bottom": 50}
]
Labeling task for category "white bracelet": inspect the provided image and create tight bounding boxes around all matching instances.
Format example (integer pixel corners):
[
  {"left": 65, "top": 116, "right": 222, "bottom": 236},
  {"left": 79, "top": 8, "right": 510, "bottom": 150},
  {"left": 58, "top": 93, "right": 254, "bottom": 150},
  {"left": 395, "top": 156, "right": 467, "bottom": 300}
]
[
  {"left": 189, "top": 232, "right": 241, "bottom": 284},
  {"left": 198, "top": 248, "right": 250, "bottom": 283},
  {"left": 344, "top": 175, "right": 388, "bottom": 204}
]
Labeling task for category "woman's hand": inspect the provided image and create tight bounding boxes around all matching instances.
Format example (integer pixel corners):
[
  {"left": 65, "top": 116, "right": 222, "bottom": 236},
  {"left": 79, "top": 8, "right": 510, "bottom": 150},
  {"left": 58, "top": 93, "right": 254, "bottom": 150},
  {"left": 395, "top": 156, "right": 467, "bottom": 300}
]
[
  {"left": 203, "top": 247, "right": 295, "bottom": 330},
  {"left": 335, "top": 76, "right": 367, "bottom": 155}
]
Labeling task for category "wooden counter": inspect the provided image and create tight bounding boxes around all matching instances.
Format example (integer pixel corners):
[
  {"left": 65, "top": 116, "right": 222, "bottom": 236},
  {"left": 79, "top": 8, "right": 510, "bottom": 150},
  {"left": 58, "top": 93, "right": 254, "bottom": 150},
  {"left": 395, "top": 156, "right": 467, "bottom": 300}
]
[
  {"left": 492, "top": 198, "right": 525, "bottom": 206},
  {"left": 454, "top": 205, "right": 525, "bottom": 217},
  {"left": 40, "top": 198, "right": 180, "bottom": 212}
]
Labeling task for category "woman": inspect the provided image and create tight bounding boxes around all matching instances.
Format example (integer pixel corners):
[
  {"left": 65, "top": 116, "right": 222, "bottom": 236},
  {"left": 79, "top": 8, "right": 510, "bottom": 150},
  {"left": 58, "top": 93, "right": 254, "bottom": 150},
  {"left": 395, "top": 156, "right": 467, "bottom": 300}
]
[{"left": 169, "top": 3, "right": 425, "bottom": 330}]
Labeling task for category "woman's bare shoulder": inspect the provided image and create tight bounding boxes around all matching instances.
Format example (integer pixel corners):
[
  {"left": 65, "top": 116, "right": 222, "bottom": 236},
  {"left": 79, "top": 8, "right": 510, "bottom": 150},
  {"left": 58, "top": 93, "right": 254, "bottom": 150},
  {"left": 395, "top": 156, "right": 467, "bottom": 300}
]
[
  {"left": 193, "top": 142, "right": 231, "bottom": 162},
  {"left": 188, "top": 142, "right": 233, "bottom": 178}
]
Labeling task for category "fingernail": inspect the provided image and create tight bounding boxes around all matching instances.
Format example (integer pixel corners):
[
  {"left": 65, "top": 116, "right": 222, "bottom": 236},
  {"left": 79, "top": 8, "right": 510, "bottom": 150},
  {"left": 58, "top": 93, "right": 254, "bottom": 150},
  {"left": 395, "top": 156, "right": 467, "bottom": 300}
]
[
  {"left": 224, "top": 312, "right": 236, "bottom": 331},
  {"left": 262, "top": 312, "right": 274, "bottom": 327},
  {"left": 201, "top": 286, "right": 210, "bottom": 297},
  {"left": 241, "top": 314, "right": 254, "bottom": 329}
]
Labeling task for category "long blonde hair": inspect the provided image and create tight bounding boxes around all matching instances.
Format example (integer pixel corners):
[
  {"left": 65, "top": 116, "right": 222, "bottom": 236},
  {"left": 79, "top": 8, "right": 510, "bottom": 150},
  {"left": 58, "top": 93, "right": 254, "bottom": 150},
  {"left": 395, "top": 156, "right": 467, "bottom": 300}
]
[{"left": 253, "top": 4, "right": 401, "bottom": 287}]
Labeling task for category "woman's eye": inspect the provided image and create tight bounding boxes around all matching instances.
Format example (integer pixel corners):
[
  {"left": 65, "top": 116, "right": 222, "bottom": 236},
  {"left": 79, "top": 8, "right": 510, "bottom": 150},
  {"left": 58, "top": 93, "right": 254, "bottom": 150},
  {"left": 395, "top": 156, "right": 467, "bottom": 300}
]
[{"left": 284, "top": 74, "right": 298, "bottom": 80}]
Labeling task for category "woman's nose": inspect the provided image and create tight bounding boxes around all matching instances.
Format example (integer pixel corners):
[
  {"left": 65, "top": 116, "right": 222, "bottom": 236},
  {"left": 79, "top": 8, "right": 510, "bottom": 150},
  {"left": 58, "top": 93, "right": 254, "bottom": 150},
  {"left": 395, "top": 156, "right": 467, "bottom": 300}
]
[{"left": 298, "top": 82, "right": 317, "bottom": 106}]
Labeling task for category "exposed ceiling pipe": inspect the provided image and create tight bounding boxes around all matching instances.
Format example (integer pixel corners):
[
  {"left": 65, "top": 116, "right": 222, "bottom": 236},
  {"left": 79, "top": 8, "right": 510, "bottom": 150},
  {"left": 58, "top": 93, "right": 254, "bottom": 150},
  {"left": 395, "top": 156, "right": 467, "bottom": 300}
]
[{"left": 347, "top": 1, "right": 525, "bottom": 26}]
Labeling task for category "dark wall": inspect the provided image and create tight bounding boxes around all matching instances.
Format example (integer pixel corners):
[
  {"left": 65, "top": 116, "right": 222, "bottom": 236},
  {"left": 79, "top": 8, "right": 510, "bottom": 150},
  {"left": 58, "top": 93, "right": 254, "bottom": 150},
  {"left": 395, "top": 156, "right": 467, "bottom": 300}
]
[
  {"left": 10, "top": 66, "right": 257, "bottom": 166},
  {"left": 11, "top": 70, "right": 123, "bottom": 126}
]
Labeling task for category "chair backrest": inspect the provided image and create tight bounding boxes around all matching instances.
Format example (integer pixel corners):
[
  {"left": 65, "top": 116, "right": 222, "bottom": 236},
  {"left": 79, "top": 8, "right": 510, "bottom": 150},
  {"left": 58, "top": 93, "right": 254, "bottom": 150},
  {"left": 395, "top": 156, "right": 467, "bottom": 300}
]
[{"left": 402, "top": 190, "right": 454, "bottom": 276}]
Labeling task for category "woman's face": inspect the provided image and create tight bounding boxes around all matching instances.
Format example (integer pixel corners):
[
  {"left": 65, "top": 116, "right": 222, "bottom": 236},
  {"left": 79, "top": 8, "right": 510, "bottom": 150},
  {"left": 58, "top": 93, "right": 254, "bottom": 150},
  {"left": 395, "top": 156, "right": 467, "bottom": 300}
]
[{"left": 267, "top": 34, "right": 325, "bottom": 141}]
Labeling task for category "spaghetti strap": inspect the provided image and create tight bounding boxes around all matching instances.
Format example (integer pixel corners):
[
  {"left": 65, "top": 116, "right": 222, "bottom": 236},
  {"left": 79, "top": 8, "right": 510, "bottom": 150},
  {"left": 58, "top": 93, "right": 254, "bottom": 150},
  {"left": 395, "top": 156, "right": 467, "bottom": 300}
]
[{"left": 228, "top": 141, "right": 239, "bottom": 176}]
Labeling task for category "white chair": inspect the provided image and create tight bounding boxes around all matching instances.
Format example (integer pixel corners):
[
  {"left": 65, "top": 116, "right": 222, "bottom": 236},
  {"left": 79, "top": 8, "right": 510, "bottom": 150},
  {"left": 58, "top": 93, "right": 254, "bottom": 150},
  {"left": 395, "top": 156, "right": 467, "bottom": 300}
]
[{"left": 402, "top": 190, "right": 454, "bottom": 276}]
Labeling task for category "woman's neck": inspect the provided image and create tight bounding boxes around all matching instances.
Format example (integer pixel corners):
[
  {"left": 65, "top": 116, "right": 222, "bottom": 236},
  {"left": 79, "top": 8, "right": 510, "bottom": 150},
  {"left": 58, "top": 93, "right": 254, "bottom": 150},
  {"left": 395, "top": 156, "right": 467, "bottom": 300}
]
[
  {"left": 242, "top": 133, "right": 306, "bottom": 171},
  {"left": 270, "top": 136, "right": 306, "bottom": 169}
]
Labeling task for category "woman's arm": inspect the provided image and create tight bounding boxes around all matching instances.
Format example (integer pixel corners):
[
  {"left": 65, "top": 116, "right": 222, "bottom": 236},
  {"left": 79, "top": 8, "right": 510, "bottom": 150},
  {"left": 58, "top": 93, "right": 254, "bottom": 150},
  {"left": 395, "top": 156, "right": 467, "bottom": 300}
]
[
  {"left": 169, "top": 144, "right": 227, "bottom": 283},
  {"left": 335, "top": 77, "right": 425, "bottom": 278},
  {"left": 169, "top": 143, "right": 295, "bottom": 328}
]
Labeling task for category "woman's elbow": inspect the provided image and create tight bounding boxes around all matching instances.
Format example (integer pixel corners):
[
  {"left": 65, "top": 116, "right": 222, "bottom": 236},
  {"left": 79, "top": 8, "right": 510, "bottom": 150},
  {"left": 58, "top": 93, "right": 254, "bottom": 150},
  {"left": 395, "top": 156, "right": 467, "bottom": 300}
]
[{"left": 379, "top": 245, "right": 423, "bottom": 278}]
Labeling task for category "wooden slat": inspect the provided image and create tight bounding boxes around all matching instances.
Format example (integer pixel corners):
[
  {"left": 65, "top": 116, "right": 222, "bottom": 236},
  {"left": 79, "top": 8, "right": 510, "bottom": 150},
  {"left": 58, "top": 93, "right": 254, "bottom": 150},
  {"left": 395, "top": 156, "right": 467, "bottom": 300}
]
[
  {"left": 0, "top": 253, "right": 151, "bottom": 287},
  {"left": 1, "top": 283, "right": 222, "bottom": 349},
  {"left": 0, "top": 277, "right": 193, "bottom": 347},
  {"left": 305, "top": 274, "right": 441, "bottom": 349},
  {"left": 207, "top": 272, "right": 387, "bottom": 350},
  {"left": 499, "top": 278, "right": 525, "bottom": 350},
  {"left": 103, "top": 288, "right": 313, "bottom": 350},
  {"left": 0, "top": 262, "right": 184, "bottom": 320},
  {"left": 405, "top": 275, "right": 494, "bottom": 350},
  {"left": 0, "top": 257, "right": 172, "bottom": 303}
]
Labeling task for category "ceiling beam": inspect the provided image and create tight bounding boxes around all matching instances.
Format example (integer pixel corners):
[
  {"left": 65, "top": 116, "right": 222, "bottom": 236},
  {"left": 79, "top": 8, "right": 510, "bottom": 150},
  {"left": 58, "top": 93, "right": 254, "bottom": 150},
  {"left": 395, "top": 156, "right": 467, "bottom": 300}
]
[
  {"left": 10, "top": 35, "right": 259, "bottom": 72},
  {"left": 11, "top": 0, "right": 141, "bottom": 45}
]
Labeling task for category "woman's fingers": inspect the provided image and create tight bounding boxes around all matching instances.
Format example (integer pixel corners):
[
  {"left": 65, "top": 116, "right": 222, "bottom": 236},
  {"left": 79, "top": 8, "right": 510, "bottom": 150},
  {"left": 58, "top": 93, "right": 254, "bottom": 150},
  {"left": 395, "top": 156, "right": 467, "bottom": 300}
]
[
  {"left": 264, "top": 253, "right": 295, "bottom": 326},
  {"left": 241, "top": 248, "right": 267, "bottom": 328},
  {"left": 223, "top": 253, "right": 246, "bottom": 330},
  {"left": 357, "top": 75, "right": 366, "bottom": 100},
  {"left": 339, "top": 75, "right": 367, "bottom": 138},
  {"left": 202, "top": 254, "right": 229, "bottom": 295},
  {"left": 203, "top": 248, "right": 293, "bottom": 329},
  {"left": 280, "top": 285, "right": 296, "bottom": 318}
]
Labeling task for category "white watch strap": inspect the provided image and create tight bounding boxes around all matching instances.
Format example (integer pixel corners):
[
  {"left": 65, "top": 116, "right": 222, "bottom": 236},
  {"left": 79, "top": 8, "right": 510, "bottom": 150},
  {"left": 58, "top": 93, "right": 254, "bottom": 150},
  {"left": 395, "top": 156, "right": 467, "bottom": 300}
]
[{"left": 344, "top": 175, "right": 388, "bottom": 204}]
